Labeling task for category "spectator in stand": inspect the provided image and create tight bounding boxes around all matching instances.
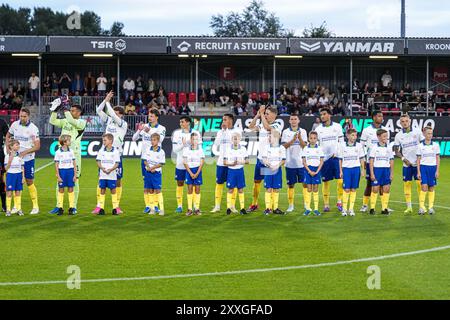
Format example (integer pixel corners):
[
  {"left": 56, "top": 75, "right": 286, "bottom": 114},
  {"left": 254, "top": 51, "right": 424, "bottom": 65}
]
[
  {"left": 108, "top": 76, "right": 117, "bottom": 93},
  {"left": 179, "top": 103, "right": 191, "bottom": 115},
  {"left": 311, "top": 117, "right": 321, "bottom": 131},
  {"left": 84, "top": 71, "right": 96, "bottom": 95},
  {"left": 166, "top": 102, "right": 178, "bottom": 115},
  {"left": 72, "top": 73, "right": 84, "bottom": 95},
  {"left": 156, "top": 89, "right": 168, "bottom": 106},
  {"left": 147, "top": 79, "right": 156, "bottom": 94},
  {"left": 51, "top": 72, "right": 59, "bottom": 96},
  {"left": 28, "top": 72, "right": 40, "bottom": 106},
  {"left": 72, "top": 91, "right": 82, "bottom": 106},
  {"left": 198, "top": 84, "right": 208, "bottom": 107},
  {"left": 123, "top": 77, "right": 135, "bottom": 101},
  {"left": 59, "top": 73, "right": 71, "bottom": 96},
  {"left": 96, "top": 72, "right": 108, "bottom": 96},
  {"left": 333, "top": 101, "right": 344, "bottom": 115},
  {"left": 209, "top": 84, "right": 217, "bottom": 106},
  {"left": 343, "top": 117, "right": 353, "bottom": 134},
  {"left": 16, "top": 83, "right": 25, "bottom": 99},
  {"left": 280, "top": 83, "right": 291, "bottom": 96},
  {"left": 135, "top": 93, "right": 145, "bottom": 110},
  {"left": 307, "top": 93, "right": 317, "bottom": 109},
  {"left": 218, "top": 83, "right": 230, "bottom": 106},
  {"left": 124, "top": 101, "right": 137, "bottom": 115},
  {"left": 337, "top": 83, "right": 348, "bottom": 103},
  {"left": 402, "top": 83, "right": 412, "bottom": 94},
  {"left": 396, "top": 90, "right": 408, "bottom": 108},
  {"left": 135, "top": 76, "right": 145, "bottom": 95},
  {"left": 352, "top": 78, "right": 360, "bottom": 94},
  {"left": 318, "top": 93, "right": 329, "bottom": 107},
  {"left": 381, "top": 70, "right": 392, "bottom": 89},
  {"left": 43, "top": 75, "right": 51, "bottom": 96}
]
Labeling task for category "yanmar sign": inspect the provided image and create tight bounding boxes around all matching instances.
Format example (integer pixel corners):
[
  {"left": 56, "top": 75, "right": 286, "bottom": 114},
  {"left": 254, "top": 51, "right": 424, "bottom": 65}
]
[{"left": 290, "top": 38, "right": 404, "bottom": 55}]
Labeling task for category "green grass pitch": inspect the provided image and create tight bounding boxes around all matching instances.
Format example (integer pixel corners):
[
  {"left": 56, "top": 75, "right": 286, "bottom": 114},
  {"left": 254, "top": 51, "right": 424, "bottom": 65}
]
[{"left": 0, "top": 157, "right": 449, "bottom": 300}]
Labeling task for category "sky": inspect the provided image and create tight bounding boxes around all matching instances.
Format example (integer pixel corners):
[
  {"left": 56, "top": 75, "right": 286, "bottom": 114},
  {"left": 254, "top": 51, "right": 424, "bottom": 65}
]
[{"left": 7, "top": 0, "right": 450, "bottom": 37}]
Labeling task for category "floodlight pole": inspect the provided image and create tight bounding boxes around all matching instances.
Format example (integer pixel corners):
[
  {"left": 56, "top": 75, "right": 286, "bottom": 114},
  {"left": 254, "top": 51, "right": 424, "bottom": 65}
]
[
  {"left": 38, "top": 55, "right": 42, "bottom": 115},
  {"left": 195, "top": 58, "right": 199, "bottom": 115},
  {"left": 117, "top": 55, "right": 121, "bottom": 104},
  {"left": 272, "top": 58, "right": 276, "bottom": 106},
  {"left": 349, "top": 58, "right": 353, "bottom": 116},
  {"left": 401, "top": 0, "right": 406, "bottom": 38},
  {"left": 426, "top": 56, "right": 429, "bottom": 116}
]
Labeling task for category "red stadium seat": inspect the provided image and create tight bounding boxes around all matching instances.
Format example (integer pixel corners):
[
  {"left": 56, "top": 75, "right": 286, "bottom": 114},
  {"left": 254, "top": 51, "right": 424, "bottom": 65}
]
[
  {"left": 259, "top": 92, "right": 269, "bottom": 101},
  {"left": 0, "top": 110, "right": 8, "bottom": 116},
  {"left": 391, "top": 108, "right": 401, "bottom": 115},
  {"left": 381, "top": 108, "right": 390, "bottom": 115},
  {"left": 178, "top": 92, "right": 187, "bottom": 106},
  {"left": 250, "top": 92, "right": 258, "bottom": 100},
  {"left": 9, "top": 110, "right": 19, "bottom": 115},
  {"left": 436, "top": 108, "right": 445, "bottom": 115},
  {"left": 168, "top": 92, "right": 177, "bottom": 105},
  {"left": 188, "top": 92, "right": 196, "bottom": 102}
]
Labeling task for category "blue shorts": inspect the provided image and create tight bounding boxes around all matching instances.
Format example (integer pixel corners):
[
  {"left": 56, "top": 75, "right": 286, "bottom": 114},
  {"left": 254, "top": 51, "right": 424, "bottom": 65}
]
[
  {"left": 342, "top": 167, "right": 361, "bottom": 190},
  {"left": 419, "top": 165, "right": 437, "bottom": 187},
  {"left": 371, "top": 168, "right": 391, "bottom": 187},
  {"left": 58, "top": 168, "right": 75, "bottom": 188},
  {"left": 365, "top": 164, "right": 371, "bottom": 180},
  {"left": 185, "top": 167, "right": 203, "bottom": 185},
  {"left": 304, "top": 166, "right": 322, "bottom": 185},
  {"left": 117, "top": 157, "right": 123, "bottom": 179},
  {"left": 226, "top": 168, "right": 246, "bottom": 189},
  {"left": 99, "top": 179, "right": 117, "bottom": 190},
  {"left": 321, "top": 157, "right": 340, "bottom": 182},
  {"left": 175, "top": 168, "right": 187, "bottom": 181},
  {"left": 216, "top": 165, "right": 228, "bottom": 184},
  {"left": 144, "top": 171, "right": 162, "bottom": 190},
  {"left": 286, "top": 167, "right": 305, "bottom": 185},
  {"left": 6, "top": 172, "right": 23, "bottom": 191},
  {"left": 264, "top": 167, "right": 282, "bottom": 189},
  {"left": 24, "top": 159, "right": 35, "bottom": 180},
  {"left": 403, "top": 166, "right": 418, "bottom": 181},
  {"left": 254, "top": 158, "right": 265, "bottom": 181}
]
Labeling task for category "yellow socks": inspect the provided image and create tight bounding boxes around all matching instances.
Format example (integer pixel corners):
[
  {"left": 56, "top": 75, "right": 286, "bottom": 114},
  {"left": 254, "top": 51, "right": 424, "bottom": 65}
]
[
  {"left": 337, "top": 179, "right": 343, "bottom": 203},
  {"left": 313, "top": 191, "right": 319, "bottom": 210},
  {"left": 272, "top": 192, "right": 279, "bottom": 210},
  {"left": 13, "top": 195, "right": 21, "bottom": 210},
  {"left": 288, "top": 188, "right": 294, "bottom": 206},
  {"left": 176, "top": 185, "right": 184, "bottom": 208},
  {"left": 116, "top": 185, "right": 122, "bottom": 204},
  {"left": 265, "top": 191, "right": 272, "bottom": 209},
  {"left": 381, "top": 193, "right": 390, "bottom": 210},
  {"left": 68, "top": 192, "right": 75, "bottom": 208},
  {"left": 428, "top": 190, "right": 435, "bottom": 209},
  {"left": 302, "top": 187, "right": 307, "bottom": 207},
  {"left": 322, "top": 181, "right": 330, "bottom": 206},
  {"left": 349, "top": 191, "right": 357, "bottom": 211},
  {"left": 149, "top": 193, "right": 156, "bottom": 208},
  {"left": 419, "top": 190, "right": 427, "bottom": 210},
  {"left": 193, "top": 193, "right": 201, "bottom": 209},
  {"left": 28, "top": 183, "right": 38, "bottom": 209},
  {"left": 96, "top": 186, "right": 101, "bottom": 206},
  {"left": 6, "top": 196, "right": 12, "bottom": 211},
  {"left": 231, "top": 188, "right": 237, "bottom": 207},
  {"left": 57, "top": 192, "right": 64, "bottom": 208},
  {"left": 227, "top": 192, "right": 233, "bottom": 209},
  {"left": 404, "top": 181, "right": 412, "bottom": 207},
  {"left": 363, "top": 195, "right": 370, "bottom": 206},
  {"left": 304, "top": 191, "right": 312, "bottom": 210},
  {"left": 238, "top": 193, "right": 245, "bottom": 209},
  {"left": 112, "top": 193, "right": 119, "bottom": 209},
  {"left": 144, "top": 193, "right": 150, "bottom": 207},
  {"left": 215, "top": 184, "right": 224, "bottom": 207},
  {"left": 187, "top": 193, "right": 193, "bottom": 210},
  {"left": 416, "top": 181, "right": 422, "bottom": 198},
  {"left": 370, "top": 192, "right": 378, "bottom": 209},
  {"left": 252, "top": 182, "right": 261, "bottom": 205},
  {"left": 99, "top": 193, "right": 106, "bottom": 209},
  {"left": 342, "top": 191, "right": 350, "bottom": 211}
]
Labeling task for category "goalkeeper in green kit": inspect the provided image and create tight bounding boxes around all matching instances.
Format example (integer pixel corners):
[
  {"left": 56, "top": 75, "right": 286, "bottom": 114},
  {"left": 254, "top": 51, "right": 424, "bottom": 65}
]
[{"left": 48, "top": 96, "right": 86, "bottom": 214}]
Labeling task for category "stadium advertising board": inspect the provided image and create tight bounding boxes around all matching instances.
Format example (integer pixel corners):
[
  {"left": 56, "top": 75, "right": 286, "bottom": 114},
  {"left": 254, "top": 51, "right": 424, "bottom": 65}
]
[
  {"left": 0, "top": 36, "right": 46, "bottom": 53},
  {"left": 171, "top": 37, "right": 287, "bottom": 55},
  {"left": 408, "top": 38, "right": 450, "bottom": 55},
  {"left": 37, "top": 116, "right": 450, "bottom": 158},
  {"left": 289, "top": 38, "right": 405, "bottom": 55},
  {"left": 48, "top": 36, "right": 167, "bottom": 53}
]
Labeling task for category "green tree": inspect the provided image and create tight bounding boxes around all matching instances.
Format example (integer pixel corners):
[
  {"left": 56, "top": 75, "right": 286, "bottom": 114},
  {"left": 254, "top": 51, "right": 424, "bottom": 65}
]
[
  {"left": 0, "top": 4, "right": 31, "bottom": 35},
  {"left": 210, "top": 0, "right": 293, "bottom": 37},
  {"left": 302, "top": 21, "right": 334, "bottom": 38}
]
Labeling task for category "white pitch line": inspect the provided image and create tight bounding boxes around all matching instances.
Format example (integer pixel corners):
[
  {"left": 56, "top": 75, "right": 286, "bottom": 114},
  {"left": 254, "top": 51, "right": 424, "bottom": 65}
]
[
  {"left": 35, "top": 161, "right": 54, "bottom": 173},
  {"left": 0, "top": 244, "right": 449, "bottom": 287}
]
